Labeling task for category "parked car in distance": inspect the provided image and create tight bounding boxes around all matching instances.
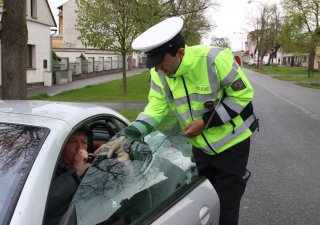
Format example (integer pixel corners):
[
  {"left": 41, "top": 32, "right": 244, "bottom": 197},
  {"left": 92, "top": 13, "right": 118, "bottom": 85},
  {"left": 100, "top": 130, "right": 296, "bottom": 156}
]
[
  {"left": 0, "top": 101, "right": 220, "bottom": 225},
  {"left": 248, "top": 59, "right": 266, "bottom": 66}
]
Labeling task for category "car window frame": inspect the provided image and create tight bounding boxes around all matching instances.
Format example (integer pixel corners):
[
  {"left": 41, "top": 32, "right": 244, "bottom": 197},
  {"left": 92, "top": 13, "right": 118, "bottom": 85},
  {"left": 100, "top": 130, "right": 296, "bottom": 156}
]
[{"left": 43, "top": 114, "right": 129, "bottom": 225}]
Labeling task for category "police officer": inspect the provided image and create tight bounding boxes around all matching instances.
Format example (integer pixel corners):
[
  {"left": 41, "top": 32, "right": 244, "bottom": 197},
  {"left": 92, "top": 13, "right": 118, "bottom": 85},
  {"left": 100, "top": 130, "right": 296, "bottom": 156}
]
[{"left": 115, "top": 17, "right": 258, "bottom": 225}]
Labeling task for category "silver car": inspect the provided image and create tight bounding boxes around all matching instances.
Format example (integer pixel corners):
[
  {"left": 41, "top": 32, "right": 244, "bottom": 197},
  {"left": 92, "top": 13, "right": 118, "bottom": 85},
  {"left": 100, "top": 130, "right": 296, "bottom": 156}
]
[{"left": 0, "top": 101, "right": 219, "bottom": 225}]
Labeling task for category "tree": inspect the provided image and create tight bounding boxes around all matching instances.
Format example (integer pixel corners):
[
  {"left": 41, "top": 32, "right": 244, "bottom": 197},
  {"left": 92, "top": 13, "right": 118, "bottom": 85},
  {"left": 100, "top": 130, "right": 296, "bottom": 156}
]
[
  {"left": 52, "top": 51, "right": 61, "bottom": 63},
  {"left": 210, "top": 36, "right": 230, "bottom": 48},
  {"left": 76, "top": 0, "right": 165, "bottom": 96},
  {"left": 76, "top": 0, "right": 218, "bottom": 96},
  {"left": 248, "top": 2, "right": 283, "bottom": 67},
  {"left": 279, "top": 0, "right": 320, "bottom": 77},
  {"left": 0, "top": 0, "right": 28, "bottom": 99},
  {"left": 164, "top": 0, "right": 218, "bottom": 45},
  {"left": 248, "top": 2, "right": 271, "bottom": 68},
  {"left": 247, "top": 4, "right": 265, "bottom": 68},
  {"left": 265, "top": 4, "right": 283, "bottom": 65}
]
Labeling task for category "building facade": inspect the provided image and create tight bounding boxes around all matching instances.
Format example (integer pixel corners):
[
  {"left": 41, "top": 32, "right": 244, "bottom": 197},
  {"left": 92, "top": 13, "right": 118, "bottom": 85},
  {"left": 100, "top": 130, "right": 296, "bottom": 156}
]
[
  {"left": 275, "top": 47, "right": 320, "bottom": 71},
  {"left": 52, "top": 0, "right": 139, "bottom": 78},
  {"left": 0, "top": 0, "right": 56, "bottom": 87}
]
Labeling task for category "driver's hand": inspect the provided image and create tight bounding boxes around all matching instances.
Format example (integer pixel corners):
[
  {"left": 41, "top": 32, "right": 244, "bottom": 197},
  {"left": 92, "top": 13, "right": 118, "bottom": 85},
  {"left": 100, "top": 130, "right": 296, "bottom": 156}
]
[{"left": 73, "top": 149, "right": 91, "bottom": 177}]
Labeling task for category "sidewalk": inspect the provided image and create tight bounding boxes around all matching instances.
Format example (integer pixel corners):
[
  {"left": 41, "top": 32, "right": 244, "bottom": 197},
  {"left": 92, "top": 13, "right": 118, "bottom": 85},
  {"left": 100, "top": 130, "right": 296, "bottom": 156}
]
[{"left": 28, "top": 68, "right": 148, "bottom": 97}]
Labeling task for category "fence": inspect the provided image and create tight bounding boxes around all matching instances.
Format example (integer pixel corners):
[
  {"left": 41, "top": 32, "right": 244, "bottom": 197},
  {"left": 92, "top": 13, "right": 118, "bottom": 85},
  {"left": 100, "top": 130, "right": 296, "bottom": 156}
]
[{"left": 52, "top": 57, "right": 123, "bottom": 84}]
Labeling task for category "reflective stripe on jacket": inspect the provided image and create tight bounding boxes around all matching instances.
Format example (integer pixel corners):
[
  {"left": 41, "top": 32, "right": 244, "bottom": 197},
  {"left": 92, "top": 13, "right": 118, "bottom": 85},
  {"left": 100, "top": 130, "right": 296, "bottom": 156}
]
[{"left": 136, "top": 45, "right": 255, "bottom": 155}]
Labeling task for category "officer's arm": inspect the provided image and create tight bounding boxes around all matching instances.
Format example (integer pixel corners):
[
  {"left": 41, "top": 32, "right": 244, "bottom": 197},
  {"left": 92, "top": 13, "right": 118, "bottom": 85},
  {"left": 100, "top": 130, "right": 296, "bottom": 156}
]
[
  {"left": 128, "top": 71, "right": 169, "bottom": 139},
  {"left": 203, "top": 48, "right": 254, "bottom": 128}
]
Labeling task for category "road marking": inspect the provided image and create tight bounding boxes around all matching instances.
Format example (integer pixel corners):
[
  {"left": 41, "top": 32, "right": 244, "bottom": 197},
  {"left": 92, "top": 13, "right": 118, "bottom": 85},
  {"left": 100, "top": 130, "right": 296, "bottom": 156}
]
[{"left": 256, "top": 81, "right": 320, "bottom": 122}]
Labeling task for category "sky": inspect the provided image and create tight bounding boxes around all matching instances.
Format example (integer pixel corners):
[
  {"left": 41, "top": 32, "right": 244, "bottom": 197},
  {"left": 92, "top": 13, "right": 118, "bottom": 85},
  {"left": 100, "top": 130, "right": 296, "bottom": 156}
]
[{"left": 48, "top": 0, "right": 279, "bottom": 51}]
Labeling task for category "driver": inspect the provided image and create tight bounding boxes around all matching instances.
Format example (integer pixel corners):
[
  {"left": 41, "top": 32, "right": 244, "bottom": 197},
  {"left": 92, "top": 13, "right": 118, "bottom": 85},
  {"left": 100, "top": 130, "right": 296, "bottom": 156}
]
[{"left": 44, "top": 128, "right": 129, "bottom": 225}]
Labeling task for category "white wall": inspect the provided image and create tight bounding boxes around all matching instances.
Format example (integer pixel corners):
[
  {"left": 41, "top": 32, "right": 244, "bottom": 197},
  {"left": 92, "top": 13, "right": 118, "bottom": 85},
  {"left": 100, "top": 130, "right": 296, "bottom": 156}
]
[
  {"left": 27, "top": 21, "right": 52, "bottom": 84},
  {"left": 63, "top": 0, "right": 84, "bottom": 48}
]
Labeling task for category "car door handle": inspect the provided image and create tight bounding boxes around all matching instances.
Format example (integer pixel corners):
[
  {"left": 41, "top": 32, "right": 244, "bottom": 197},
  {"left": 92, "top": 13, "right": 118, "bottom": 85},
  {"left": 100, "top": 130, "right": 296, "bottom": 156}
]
[{"left": 199, "top": 205, "right": 210, "bottom": 225}]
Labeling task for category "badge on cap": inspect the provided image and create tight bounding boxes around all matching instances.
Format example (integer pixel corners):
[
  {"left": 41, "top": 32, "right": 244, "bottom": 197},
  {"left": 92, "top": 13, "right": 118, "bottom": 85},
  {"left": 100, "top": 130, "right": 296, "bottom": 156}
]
[{"left": 231, "top": 78, "right": 246, "bottom": 91}]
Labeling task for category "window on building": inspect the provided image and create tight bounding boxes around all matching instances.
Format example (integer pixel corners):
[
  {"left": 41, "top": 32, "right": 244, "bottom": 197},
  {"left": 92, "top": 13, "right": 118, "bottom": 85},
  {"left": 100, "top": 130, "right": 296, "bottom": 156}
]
[
  {"left": 283, "top": 57, "right": 287, "bottom": 65},
  {"left": 27, "top": 45, "right": 36, "bottom": 69},
  {"left": 31, "top": 0, "right": 37, "bottom": 19},
  {"left": 43, "top": 60, "right": 47, "bottom": 69}
]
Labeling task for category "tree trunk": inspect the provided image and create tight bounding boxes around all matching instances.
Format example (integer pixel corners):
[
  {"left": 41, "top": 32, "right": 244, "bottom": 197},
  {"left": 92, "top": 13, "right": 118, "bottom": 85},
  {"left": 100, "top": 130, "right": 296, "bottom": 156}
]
[
  {"left": 1, "top": 0, "right": 28, "bottom": 99},
  {"left": 267, "top": 44, "right": 280, "bottom": 65},
  {"left": 308, "top": 51, "right": 315, "bottom": 78},
  {"left": 122, "top": 53, "right": 127, "bottom": 96}
]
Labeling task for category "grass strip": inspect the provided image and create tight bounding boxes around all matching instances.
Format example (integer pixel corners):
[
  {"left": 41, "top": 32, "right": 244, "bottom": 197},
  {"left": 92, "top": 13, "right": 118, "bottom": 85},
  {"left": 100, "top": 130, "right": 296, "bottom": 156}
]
[{"left": 29, "top": 71, "right": 150, "bottom": 102}]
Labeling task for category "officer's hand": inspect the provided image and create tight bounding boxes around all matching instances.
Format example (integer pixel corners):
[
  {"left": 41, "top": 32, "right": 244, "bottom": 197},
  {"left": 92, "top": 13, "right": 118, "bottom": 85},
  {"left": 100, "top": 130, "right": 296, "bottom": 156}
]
[
  {"left": 113, "top": 146, "right": 130, "bottom": 164},
  {"left": 101, "top": 136, "right": 126, "bottom": 158},
  {"left": 183, "top": 119, "right": 205, "bottom": 138},
  {"left": 94, "top": 136, "right": 129, "bottom": 162}
]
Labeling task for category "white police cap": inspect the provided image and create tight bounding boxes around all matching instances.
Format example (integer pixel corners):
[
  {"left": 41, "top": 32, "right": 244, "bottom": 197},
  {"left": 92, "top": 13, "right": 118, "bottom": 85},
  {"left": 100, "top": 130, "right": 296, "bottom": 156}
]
[{"left": 132, "top": 17, "right": 184, "bottom": 68}]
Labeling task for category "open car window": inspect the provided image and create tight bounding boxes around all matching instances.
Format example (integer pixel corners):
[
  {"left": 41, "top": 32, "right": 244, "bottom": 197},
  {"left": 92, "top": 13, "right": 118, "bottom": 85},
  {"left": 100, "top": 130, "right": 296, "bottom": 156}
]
[
  {"left": 62, "top": 116, "right": 200, "bottom": 225},
  {"left": 87, "top": 118, "right": 127, "bottom": 153}
]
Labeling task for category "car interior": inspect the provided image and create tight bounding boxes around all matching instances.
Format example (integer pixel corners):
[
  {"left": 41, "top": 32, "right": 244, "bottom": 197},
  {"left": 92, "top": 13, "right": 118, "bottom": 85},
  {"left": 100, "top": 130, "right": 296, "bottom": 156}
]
[
  {"left": 87, "top": 118, "right": 127, "bottom": 152},
  {"left": 45, "top": 116, "right": 201, "bottom": 225},
  {"left": 43, "top": 116, "right": 128, "bottom": 225}
]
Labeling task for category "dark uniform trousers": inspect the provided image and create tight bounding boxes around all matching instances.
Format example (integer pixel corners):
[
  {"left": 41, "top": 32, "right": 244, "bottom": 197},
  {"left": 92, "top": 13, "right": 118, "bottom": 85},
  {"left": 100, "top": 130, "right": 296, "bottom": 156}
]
[{"left": 192, "top": 137, "right": 250, "bottom": 225}]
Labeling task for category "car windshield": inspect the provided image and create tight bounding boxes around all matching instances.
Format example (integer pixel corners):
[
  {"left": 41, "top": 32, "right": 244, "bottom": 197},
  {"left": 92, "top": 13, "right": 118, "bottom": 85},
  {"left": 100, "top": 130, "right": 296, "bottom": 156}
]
[
  {"left": 0, "top": 123, "right": 49, "bottom": 224},
  {"left": 65, "top": 116, "right": 200, "bottom": 225}
]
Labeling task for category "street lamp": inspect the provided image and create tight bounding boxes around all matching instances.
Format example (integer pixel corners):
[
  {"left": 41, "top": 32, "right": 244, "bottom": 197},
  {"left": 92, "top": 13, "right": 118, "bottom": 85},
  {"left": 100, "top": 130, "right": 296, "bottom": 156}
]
[
  {"left": 50, "top": 28, "right": 58, "bottom": 63},
  {"left": 233, "top": 32, "right": 246, "bottom": 51},
  {"left": 50, "top": 28, "right": 58, "bottom": 85},
  {"left": 248, "top": 0, "right": 267, "bottom": 69}
]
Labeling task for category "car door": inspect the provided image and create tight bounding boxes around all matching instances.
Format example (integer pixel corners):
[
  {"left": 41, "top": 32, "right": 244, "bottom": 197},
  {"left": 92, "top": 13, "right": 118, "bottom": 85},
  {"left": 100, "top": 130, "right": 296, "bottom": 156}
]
[
  {"left": 42, "top": 115, "right": 129, "bottom": 225},
  {"left": 60, "top": 116, "right": 220, "bottom": 225}
]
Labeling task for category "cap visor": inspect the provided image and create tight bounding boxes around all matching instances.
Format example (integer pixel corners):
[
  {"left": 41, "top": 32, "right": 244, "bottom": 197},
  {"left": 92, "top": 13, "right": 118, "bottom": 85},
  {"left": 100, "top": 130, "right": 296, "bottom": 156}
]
[{"left": 146, "top": 53, "right": 165, "bottom": 69}]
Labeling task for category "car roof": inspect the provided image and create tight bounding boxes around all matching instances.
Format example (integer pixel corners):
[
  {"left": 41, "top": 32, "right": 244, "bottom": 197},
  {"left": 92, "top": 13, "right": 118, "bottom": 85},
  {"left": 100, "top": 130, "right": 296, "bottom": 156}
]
[{"left": 0, "top": 100, "right": 130, "bottom": 129}]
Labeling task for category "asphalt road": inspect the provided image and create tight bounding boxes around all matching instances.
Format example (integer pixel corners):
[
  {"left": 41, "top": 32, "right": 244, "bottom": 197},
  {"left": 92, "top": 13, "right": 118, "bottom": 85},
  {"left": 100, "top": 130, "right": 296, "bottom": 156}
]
[{"left": 239, "top": 69, "right": 320, "bottom": 225}]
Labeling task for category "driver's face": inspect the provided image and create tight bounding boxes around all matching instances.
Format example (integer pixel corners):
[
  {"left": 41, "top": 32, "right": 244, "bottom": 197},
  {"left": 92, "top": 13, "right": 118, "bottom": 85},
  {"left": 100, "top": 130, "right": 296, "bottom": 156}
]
[{"left": 62, "top": 131, "right": 88, "bottom": 166}]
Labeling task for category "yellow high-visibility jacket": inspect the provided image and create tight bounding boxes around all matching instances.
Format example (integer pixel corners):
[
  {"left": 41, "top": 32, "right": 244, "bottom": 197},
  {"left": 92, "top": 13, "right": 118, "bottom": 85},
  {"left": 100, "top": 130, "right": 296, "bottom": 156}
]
[{"left": 133, "top": 45, "right": 257, "bottom": 155}]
